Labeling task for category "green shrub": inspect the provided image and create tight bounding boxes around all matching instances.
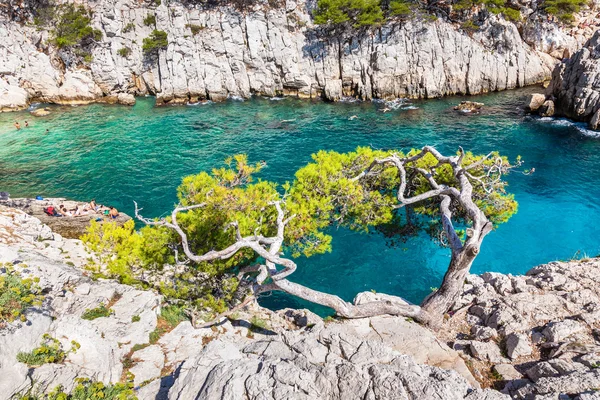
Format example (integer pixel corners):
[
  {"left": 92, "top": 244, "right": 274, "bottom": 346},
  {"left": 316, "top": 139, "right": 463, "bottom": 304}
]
[
  {"left": 131, "top": 314, "right": 141, "bottom": 322},
  {"left": 143, "top": 14, "right": 156, "bottom": 26},
  {"left": 16, "top": 378, "right": 137, "bottom": 400},
  {"left": 123, "top": 22, "right": 135, "bottom": 33},
  {"left": 186, "top": 24, "right": 205, "bottom": 35},
  {"left": 81, "top": 304, "right": 112, "bottom": 320},
  {"left": 16, "top": 334, "right": 80, "bottom": 367},
  {"left": 314, "top": 0, "right": 384, "bottom": 27},
  {"left": 117, "top": 47, "right": 132, "bottom": 57},
  {"left": 461, "top": 20, "right": 479, "bottom": 32},
  {"left": 142, "top": 30, "right": 169, "bottom": 55},
  {"left": 149, "top": 328, "right": 163, "bottom": 344},
  {"left": 502, "top": 7, "right": 521, "bottom": 21},
  {"left": 542, "top": 0, "right": 585, "bottom": 22},
  {"left": 249, "top": 316, "right": 268, "bottom": 332},
  {"left": 0, "top": 265, "right": 43, "bottom": 327},
  {"left": 161, "top": 305, "right": 188, "bottom": 328},
  {"left": 50, "top": 4, "right": 102, "bottom": 49},
  {"left": 389, "top": 0, "right": 413, "bottom": 17}
]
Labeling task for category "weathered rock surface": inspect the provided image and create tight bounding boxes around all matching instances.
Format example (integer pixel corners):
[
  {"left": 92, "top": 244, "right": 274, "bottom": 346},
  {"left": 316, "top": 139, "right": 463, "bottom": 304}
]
[
  {"left": 4, "top": 205, "right": 600, "bottom": 399},
  {"left": 0, "top": 197, "right": 131, "bottom": 239},
  {"left": 0, "top": 0, "right": 598, "bottom": 110},
  {"left": 549, "top": 30, "right": 600, "bottom": 129},
  {"left": 446, "top": 259, "right": 600, "bottom": 398},
  {"left": 0, "top": 206, "right": 496, "bottom": 399}
]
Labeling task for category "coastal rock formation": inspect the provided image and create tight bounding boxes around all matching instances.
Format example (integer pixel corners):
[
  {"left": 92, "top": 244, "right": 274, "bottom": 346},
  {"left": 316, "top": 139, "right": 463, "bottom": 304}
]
[
  {"left": 549, "top": 30, "right": 600, "bottom": 129},
  {"left": 0, "top": 0, "right": 598, "bottom": 110},
  {"left": 0, "top": 197, "right": 131, "bottom": 239},
  {"left": 4, "top": 205, "right": 600, "bottom": 399},
  {"left": 0, "top": 205, "right": 497, "bottom": 399}
]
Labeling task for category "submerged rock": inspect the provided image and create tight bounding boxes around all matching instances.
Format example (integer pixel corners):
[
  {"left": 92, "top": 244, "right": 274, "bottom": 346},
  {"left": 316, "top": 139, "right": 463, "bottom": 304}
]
[{"left": 454, "top": 101, "right": 484, "bottom": 113}]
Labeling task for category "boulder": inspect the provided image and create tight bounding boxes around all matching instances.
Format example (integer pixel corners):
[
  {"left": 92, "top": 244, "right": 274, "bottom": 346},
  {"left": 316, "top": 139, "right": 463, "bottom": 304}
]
[
  {"left": 454, "top": 101, "right": 484, "bottom": 113},
  {"left": 542, "top": 320, "right": 586, "bottom": 343},
  {"left": 30, "top": 107, "right": 51, "bottom": 117},
  {"left": 538, "top": 100, "right": 555, "bottom": 117},
  {"left": 505, "top": 333, "right": 532, "bottom": 360},
  {"left": 526, "top": 93, "right": 546, "bottom": 112},
  {"left": 470, "top": 341, "right": 509, "bottom": 364},
  {"left": 117, "top": 92, "right": 136, "bottom": 106},
  {"left": 493, "top": 364, "right": 522, "bottom": 381},
  {"left": 0, "top": 79, "right": 28, "bottom": 112}
]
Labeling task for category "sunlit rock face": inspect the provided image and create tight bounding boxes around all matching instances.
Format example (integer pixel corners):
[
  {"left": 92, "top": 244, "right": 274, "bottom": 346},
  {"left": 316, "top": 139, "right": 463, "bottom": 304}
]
[{"left": 0, "top": 0, "right": 598, "bottom": 110}]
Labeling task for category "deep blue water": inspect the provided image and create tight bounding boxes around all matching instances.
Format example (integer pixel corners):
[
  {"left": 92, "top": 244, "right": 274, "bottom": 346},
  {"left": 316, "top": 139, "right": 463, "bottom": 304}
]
[{"left": 1, "top": 88, "right": 599, "bottom": 314}]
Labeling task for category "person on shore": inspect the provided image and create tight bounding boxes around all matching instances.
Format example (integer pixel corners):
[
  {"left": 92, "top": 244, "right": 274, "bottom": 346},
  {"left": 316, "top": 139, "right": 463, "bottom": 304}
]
[
  {"left": 14, "top": 122, "right": 20, "bottom": 130},
  {"left": 59, "top": 204, "right": 73, "bottom": 217},
  {"left": 108, "top": 206, "right": 119, "bottom": 219},
  {"left": 86, "top": 199, "right": 98, "bottom": 212}
]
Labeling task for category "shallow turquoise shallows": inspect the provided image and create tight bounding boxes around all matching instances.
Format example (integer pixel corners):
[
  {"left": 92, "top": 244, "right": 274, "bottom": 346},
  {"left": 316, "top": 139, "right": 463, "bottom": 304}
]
[{"left": 1, "top": 88, "right": 600, "bottom": 315}]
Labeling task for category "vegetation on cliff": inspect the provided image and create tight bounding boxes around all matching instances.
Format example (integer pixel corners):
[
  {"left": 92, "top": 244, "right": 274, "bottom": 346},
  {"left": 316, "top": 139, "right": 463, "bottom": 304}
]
[
  {"left": 83, "top": 147, "right": 520, "bottom": 326},
  {"left": 0, "top": 264, "right": 43, "bottom": 328}
]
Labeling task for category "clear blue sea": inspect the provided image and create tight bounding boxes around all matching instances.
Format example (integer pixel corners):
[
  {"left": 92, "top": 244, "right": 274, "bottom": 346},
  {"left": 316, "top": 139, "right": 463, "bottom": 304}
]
[{"left": 1, "top": 88, "right": 599, "bottom": 314}]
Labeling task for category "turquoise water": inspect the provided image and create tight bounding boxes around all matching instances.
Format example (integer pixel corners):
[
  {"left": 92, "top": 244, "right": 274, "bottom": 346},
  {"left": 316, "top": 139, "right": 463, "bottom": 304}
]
[{"left": 1, "top": 89, "right": 600, "bottom": 313}]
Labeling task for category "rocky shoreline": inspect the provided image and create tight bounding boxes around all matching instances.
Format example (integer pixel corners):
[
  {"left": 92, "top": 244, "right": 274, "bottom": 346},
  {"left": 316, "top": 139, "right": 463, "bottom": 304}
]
[
  {"left": 0, "top": 197, "right": 131, "bottom": 239},
  {"left": 1, "top": 0, "right": 599, "bottom": 111},
  {"left": 2, "top": 205, "right": 600, "bottom": 399}
]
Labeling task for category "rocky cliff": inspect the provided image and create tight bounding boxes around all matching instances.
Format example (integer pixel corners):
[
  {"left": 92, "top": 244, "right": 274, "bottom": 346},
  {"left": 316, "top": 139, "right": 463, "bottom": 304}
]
[
  {"left": 4, "top": 205, "right": 600, "bottom": 399},
  {"left": 548, "top": 30, "right": 600, "bottom": 129},
  {"left": 0, "top": 0, "right": 598, "bottom": 111}
]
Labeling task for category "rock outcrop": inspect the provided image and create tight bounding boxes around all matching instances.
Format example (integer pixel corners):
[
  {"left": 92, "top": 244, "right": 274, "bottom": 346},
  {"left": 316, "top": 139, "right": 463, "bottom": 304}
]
[
  {"left": 548, "top": 30, "right": 600, "bottom": 130},
  {"left": 0, "top": 0, "right": 598, "bottom": 111},
  {"left": 0, "top": 197, "right": 131, "bottom": 239},
  {"left": 4, "top": 205, "right": 600, "bottom": 399}
]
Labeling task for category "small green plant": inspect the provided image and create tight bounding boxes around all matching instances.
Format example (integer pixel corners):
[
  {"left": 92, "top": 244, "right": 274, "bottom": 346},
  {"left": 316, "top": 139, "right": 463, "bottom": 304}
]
[
  {"left": 0, "top": 265, "right": 43, "bottom": 328},
  {"left": 542, "top": 0, "right": 585, "bottom": 22},
  {"left": 160, "top": 305, "right": 188, "bottom": 328},
  {"left": 131, "top": 343, "right": 149, "bottom": 352},
  {"left": 149, "top": 328, "right": 163, "bottom": 344},
  {"left": 143, "top": 14, "right": 156, "bottom": 26},
  {"left": 461, "top": 20, "right": 479, "bottom": 32},
  {"left": 123, "top": 22, "right": 136, "bottom": 33},
  {"left": 323, "top": 316, "right": 335, "bottom": 323},
  {"left": 389, "top": 0, "right": 413, "bottom": 17},
  {"left": 16, "top": 334, "right": 80, "bottom": 367},
  {"left": 249, "top": 316, "right": 268, "bottom": 332},
  {"left": 81, "top": 304, "right": 112, "bottom": 320},
  {"left": 131, "top": 314, "right": 141, "bottom": 322},
  {"left": 117, "top": 47, "right": 132, "bottom": 57},
  {"left": 186, "top": 24, "right": 205, "bottom": 35},
  {"left": 17, "top": 378, "right": 137, "bottom": 399},
  {"left": 142, "top": 30, "right": 168, "bottom": 55}
]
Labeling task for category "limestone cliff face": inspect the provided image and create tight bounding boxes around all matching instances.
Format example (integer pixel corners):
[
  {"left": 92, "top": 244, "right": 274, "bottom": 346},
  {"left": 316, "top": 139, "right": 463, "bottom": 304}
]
[
  {"left": 549, "top": 30, "right": 600, "bottom": 129},
  {"left": 0, "top": 0, "right": 598, "bottom": 110}
]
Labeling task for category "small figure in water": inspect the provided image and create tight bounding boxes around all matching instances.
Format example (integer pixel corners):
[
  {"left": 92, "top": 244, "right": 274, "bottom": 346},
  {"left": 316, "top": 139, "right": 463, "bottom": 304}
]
[
  {"left": 24, "top": 121, "right": 29, "bottom": 128},
  {"left": 14, "top": 121, "right": 21, "bottom": 130},
  {"left": 45, "top": 129, "right": 49, "bottom": 134},
  {"left": 108, "top": 206, "right": 119, "bottom": 219},
  {"left": 349, "top": 115, "right": 358, "bottom": 120}
]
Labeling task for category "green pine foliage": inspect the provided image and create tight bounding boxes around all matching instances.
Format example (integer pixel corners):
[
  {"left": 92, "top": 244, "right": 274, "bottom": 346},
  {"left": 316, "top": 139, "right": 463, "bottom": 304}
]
[
  {"left": 117, "top": 47, "right": 132, "bottom": 57},
  {"left": 389, "top": 0, "right": 413, "bottom": 17},
  {"left": 122, "top": 22, "right": 136, "bottom": 33},
  {"left": 83, "top": 148, "right": 518, "bottom": 320},
  {"left": 0, "top": 265, "right": 43, "bottom": 328},
  {"left": 142, "top": 30, "right": 168, "bottom": 54},
  {"left": 313, "top": 0, "right": 384, "bottom": 27},
  {"left": 542, "top": 0, "right": 586, "bottom": 22},
  {"left": 143, "top": 14, "right": 156, "bottom": 26},
  {"left": 50, "top": 4, "right": 102, "bottom": 49}
]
